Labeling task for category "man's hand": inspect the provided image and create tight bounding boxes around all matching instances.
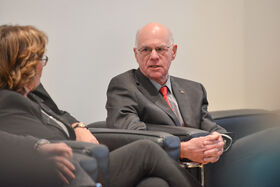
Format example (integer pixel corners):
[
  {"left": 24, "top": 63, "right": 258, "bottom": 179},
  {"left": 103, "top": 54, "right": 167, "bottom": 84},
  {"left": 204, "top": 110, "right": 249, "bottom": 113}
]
[
  {"left": 72, "top": 123, "right": 99, "bottom": 144},
  {"left": 39, "top": 143, "right": 75, "bottom": 184},
  {"left": 180, "top": 132, "right": 224, "bottom": 164},
  {"left": 203, "top": 132, "right": 224, "bottom": 163},
  {"left": 39, "top": 142, "right": 73, "bottom": 158}
]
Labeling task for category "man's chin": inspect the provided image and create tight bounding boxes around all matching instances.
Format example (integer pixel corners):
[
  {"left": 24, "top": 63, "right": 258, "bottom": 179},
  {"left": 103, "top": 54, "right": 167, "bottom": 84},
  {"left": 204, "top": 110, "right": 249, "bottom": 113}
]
[{"left": 148, "top": 75, "right": 167, "bottom": 85}]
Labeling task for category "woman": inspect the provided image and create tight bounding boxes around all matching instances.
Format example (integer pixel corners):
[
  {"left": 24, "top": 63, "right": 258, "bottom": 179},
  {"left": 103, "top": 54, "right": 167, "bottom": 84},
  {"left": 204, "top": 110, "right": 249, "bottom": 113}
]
[{"left": 0, "top": 25, "right": 200, "bottom": 187}]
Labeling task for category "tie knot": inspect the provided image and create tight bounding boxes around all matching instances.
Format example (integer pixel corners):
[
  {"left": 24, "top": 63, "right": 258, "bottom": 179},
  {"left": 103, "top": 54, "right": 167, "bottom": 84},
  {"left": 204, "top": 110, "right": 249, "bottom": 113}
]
[{"left": 160, "top": 86, "right": 168, "bottom": 96}]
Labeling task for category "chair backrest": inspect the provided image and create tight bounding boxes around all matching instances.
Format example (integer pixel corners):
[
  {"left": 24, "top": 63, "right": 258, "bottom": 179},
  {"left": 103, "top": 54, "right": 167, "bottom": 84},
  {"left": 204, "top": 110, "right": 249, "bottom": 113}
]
[
  {"left": 88, "top": 121, "right": 107, "bottom": 128},
  {"left": 210, "top": 109, "right": 276, "bottom": 140}
]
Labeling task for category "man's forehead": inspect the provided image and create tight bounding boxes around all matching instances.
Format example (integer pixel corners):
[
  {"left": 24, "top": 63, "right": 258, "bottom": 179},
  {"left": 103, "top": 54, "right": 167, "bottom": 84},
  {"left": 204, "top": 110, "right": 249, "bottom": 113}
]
[
  {"left": 138, "top": 39, "right": 168, "bottom": 48},
  {"left": 137, "top": 32, "right": 170, "bottom": 47}
]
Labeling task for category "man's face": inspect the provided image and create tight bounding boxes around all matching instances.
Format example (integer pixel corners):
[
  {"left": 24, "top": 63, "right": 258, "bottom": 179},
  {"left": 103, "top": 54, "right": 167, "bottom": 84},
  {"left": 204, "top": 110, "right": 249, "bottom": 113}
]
[{"left": 134, "top": 28, "right": 177, "bottom": 85}]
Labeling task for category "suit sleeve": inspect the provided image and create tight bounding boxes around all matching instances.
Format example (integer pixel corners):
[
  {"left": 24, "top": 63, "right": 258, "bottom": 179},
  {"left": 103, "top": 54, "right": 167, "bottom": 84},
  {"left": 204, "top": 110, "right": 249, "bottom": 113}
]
[
  {"left": 200, "top": 84, "right": 227, "bottom": 133},
  {"left": 106, "top": 76, "right": 147, "bottom": 130},
  {"left": 0, "top": 130, "right": 61, "bottom": 187},
  {"left": 0, "top": 130, "right": 39, "bottom": 150}
]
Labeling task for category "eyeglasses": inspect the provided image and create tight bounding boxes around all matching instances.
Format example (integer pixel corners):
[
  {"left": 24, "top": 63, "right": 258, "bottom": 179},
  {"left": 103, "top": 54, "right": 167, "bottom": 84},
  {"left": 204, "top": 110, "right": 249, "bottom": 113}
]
[
  {"left": 39, "top": 55, "right": 48, "bottom": 66},
  {"left": 137, "top": 45, "right": 172, "bottom": 56}
]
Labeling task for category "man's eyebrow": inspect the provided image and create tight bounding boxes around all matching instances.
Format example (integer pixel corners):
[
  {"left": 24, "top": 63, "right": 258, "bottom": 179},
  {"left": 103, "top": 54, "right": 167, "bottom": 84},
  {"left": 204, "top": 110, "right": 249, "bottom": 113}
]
[
  {"left": 139, "top": 45, "right": 150, "bottom": 48},
  {"left": 139, "top": 45, "right": 168, "bottom": 48}
]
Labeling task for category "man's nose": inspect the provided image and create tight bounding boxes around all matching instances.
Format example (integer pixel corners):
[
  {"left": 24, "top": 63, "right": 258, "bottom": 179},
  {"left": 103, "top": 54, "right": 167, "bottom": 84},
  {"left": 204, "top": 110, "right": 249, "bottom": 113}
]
[{"left": 150, "top": 49, "right": 159, "bottom": 59}]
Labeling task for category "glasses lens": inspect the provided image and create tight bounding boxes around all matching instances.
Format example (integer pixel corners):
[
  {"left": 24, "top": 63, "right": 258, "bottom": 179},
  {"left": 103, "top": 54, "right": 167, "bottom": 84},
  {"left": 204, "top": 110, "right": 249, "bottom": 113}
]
[
  {"left": 138, "top": 47, "right": 150, "bottom": 56},
  {"left": 40, "top": 55, "right": 48, "bottom": 66},
  {"left": 138, "top": 46, "right": 170, "bottom": 56}
]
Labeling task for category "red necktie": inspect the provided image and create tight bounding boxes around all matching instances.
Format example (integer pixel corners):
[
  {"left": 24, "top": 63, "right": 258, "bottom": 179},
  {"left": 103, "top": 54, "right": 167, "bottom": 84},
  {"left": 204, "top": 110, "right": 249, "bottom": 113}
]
[{"left": 160, "top": 86, "right": 173, "bottom": 111}]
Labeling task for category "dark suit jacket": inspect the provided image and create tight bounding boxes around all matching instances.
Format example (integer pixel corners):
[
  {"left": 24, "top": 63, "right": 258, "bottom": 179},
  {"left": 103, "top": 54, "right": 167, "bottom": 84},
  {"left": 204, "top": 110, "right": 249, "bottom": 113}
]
[
  {"left": 0, "top": 87, "right": 99, "bottom": 186},
  {"left": 0, "top": 88, "right": 74, "bottom": 140},
  {"left": 106, "top": 69, "right": 227, "bottom": 133},
  {"left": 0, "top": 130, "right": 61, "bottom": 187}
]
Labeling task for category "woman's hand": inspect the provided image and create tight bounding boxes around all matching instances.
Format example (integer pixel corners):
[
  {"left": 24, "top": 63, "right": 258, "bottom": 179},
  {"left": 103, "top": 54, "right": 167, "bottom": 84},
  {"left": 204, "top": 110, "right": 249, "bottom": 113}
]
[
  {"left": 74, "top": 127, "right": 99, "bottom": 144},
  {"left": 72, "top": 123, "right": 99, "bottom": 144}
]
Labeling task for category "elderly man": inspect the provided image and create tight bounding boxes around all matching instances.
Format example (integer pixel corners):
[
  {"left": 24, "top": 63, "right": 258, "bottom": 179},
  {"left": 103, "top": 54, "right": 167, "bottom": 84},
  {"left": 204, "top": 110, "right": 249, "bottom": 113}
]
[
  {"left": 106, "top": 23, "right": 280, "bottom": 187},
  {"left": 106, "top": 22, "right": 228, "bottom": 164}
]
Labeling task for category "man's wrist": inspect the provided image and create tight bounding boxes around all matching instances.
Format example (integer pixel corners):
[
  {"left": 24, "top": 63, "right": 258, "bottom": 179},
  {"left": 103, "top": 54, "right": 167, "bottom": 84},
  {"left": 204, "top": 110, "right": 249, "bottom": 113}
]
[{"left": 34, "top": 139, "right": 50, "bottom": 151}]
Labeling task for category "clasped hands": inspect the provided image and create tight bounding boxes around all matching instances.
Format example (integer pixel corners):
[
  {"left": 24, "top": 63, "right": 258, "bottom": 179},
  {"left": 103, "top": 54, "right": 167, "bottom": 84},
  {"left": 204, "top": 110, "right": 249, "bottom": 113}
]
[{"left": 180, "top": 131, "right": 224, "bottom": 164}]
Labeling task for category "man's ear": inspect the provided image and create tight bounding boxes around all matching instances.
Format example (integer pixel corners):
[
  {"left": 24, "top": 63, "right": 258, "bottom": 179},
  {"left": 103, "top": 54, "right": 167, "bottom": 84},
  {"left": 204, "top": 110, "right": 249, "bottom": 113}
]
[
  {"left": 171, "top": 44, "right": 177, "bottom": 60},
  {"left": 133, "top": 48, "right": 139, "bottom": 63}
]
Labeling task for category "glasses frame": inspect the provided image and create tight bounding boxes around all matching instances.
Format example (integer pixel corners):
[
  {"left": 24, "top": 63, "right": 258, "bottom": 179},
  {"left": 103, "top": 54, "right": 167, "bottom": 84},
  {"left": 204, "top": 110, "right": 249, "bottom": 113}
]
[
  {"left": 137, "top": 45, "right": 172, "bottom": 56},
  {"left": 39, "top": 55, "right": 48, "bottom": 66}
]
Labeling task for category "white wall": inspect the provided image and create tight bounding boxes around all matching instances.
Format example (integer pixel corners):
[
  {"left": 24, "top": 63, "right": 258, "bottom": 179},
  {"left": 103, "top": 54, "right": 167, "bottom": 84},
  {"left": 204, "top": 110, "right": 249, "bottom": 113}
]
[
  {"left": 182, "top": 0, "right": 245, "bottom": 111},
  {"left": 244, "top": 0, "right": 280, "bottom": 110},
  {"left": 0, "top": 0, "right": 279, "bottom": 123}
]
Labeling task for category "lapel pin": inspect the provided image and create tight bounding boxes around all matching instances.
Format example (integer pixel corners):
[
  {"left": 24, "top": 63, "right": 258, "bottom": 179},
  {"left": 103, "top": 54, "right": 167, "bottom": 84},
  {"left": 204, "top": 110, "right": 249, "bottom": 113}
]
[{"left": 179, "top": 90, "right": 184, "bottom": 94}]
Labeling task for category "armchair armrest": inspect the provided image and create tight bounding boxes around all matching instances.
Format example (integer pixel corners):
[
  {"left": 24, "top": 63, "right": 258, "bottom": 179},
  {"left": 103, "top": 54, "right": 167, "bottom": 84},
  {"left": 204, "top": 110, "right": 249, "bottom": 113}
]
[
  {"left": 147, "top": 124, "right": 232, "bottom": 152},
  {"left": 147, "top": 124, "right": 210, "bottom": 141},
  {"left": 89, "top": 128, "right": 181, "bottom": 161},
  {"left": 51, "top": 140, "right": 109, "bottom": 187}
]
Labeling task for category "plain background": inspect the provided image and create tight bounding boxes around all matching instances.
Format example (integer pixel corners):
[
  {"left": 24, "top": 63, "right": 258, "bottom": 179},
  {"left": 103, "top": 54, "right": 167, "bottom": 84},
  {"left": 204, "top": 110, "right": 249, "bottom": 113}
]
[{"left": 0, "top": 0, "right": 279, "bottom": 123}]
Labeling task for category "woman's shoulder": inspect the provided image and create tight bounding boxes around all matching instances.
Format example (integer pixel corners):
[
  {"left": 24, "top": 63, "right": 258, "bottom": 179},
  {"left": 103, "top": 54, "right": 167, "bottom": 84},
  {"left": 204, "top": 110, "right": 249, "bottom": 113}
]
[
  {"left": 0, "top": 89, "right": 39, "bottom": 113},
  {"left": 0, "top": 89, "right": 27, "bottom": 102}
]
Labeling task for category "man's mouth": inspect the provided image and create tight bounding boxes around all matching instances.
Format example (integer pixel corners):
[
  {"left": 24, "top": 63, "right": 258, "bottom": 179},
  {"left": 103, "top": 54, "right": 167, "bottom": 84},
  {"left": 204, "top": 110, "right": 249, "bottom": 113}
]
[{"left": 149, "top": 65, "right": 160, "bottom": 68}]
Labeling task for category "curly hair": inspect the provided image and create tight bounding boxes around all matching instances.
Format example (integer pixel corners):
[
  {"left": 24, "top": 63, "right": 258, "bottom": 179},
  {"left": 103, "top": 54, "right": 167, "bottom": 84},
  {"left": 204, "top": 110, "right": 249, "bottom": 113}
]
[{"left": 0, "top": 25, "right": 48, "bottom": 94}]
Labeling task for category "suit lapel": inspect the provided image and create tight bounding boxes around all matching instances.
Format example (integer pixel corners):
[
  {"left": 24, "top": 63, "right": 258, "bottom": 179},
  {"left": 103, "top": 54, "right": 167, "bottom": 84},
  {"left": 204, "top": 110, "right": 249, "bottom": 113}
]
[
  {"left": 135, "top": 70, "right": 181, "bottom": 126},
  {"left": 32, "top": 84, "right": 62, "bottom": 114},
  {"left": 171, "top": 77, "right": 191, "bottom": 127},
  {"left": 28, "top": 93, "right": 74, "bottom": 138}
]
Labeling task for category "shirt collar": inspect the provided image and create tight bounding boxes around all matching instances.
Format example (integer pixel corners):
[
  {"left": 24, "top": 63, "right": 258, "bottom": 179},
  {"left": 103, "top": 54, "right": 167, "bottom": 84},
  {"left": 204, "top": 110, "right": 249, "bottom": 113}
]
[{"left": 150, "top": 76, "right": 173, "bottom": 94}]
